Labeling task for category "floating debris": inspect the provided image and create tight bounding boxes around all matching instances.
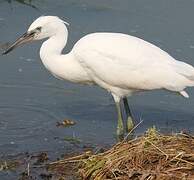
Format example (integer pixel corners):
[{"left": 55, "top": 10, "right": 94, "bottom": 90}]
[
  {"left": 32, "top": 152, "right": 49, "bottom": 165},
  {"left": 56, "top": 119, "right": 76, "bottom": 127},
  {"left": 0, "top": 160, "right": 20, "bottom": 171},
  {"left": 39, "top": 173, "right": 53, "bottom": 180},
  {"left": 0, "top": 152, "right": 51, "bottom": 179},
  {"left": 48, "top": 151, "right": 92, "bottom": 179},
  {"left": 18, "top": 171, "right": 33, "bottom": 180},
  {"left": 63, "top": 136, "right": 81, "bottom": 144}
]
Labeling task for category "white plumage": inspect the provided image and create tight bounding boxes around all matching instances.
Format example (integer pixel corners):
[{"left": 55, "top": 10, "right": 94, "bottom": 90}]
[
  {"left": 3, "top": 16, "right": 194, "bottom": 137},
  {"left": 73, "top": 33, "right": 194, "bottom": 98}
]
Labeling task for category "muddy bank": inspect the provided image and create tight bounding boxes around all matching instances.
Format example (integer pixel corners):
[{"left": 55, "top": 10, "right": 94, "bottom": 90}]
[{"left": 2, "top": 128, "right": 194, "bottom": 180}]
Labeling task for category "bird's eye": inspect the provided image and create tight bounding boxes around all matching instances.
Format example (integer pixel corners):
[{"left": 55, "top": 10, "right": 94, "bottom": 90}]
[{"left": 36, "top": 27, "right": 42, "bottom": 32}]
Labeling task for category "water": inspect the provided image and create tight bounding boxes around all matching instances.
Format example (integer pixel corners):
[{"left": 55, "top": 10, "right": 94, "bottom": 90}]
[{"left": 1, "top": 0, "right": 194, "bottom": 172}]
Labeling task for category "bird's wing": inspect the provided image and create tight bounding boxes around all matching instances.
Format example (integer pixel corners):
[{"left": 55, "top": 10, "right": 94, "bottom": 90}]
[
  {"left": 74, "top": 48, "right": 178, "bottom": 91},
  {"left": 73, "top": 33, "right": 194, "bottom": 92}
]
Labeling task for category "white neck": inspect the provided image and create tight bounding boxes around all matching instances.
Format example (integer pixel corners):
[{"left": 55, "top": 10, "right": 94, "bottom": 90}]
[
  {"left": 40, "top": 24, "right": 68, "bottom": 58},
  {"left": 39, "top": 24, "right": 92, "bottom": 84},
  {"left": 39, "top": 23, "right": 68, "bottom": 75}
]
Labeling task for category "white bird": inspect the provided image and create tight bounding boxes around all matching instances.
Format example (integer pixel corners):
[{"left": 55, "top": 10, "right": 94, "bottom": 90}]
[{"left": 3, "top": 16, "right": 194, "bottom": 138}]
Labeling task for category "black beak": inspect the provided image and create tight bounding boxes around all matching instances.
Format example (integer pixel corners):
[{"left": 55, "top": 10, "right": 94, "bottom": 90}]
[{"left": 2, "top": 31, "right": 35, "bottom": 55}]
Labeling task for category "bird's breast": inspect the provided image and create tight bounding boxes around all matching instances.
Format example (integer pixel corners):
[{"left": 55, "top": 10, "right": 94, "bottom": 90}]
[{"left": 40, "top": 52, "right": 94, "bottom": 85}]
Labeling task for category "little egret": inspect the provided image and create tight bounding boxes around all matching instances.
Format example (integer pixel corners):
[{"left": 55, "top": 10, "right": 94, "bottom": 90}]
[{"left": 3, "top": 16, "right": 194, "bottom": 138}]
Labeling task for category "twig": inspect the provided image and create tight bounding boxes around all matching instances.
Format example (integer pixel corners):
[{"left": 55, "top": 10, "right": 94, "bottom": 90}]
[
  {"left": 49, "top": 152, "right": 91, "bottom": 165},
  {"left": 175, "top": 157, "right": 194, "bottom": 166},
  {"left": 169, "top": 151, "right": 184, "bottom": 163},
  {"left": 27, "top": 163, "right": 30, "bottom": 176},
  {"left": 177, "top": 132, "right": 194, "bottom": 139},
  {"left": 166, "top": 166, "right": 193, "bottom": 172},
  {"left": 123, "top": 119, "right": 143, "bottom": 141},
  {"left": 144, "top": 138, "right": 169, "bottom": 159}
]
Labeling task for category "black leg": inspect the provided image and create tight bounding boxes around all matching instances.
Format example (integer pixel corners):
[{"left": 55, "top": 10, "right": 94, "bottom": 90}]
[
  {"left": 123, "top": 97, "right": 132, "bottom": 117},
  {"left": 123, "top": 97, "right": 134, "bottom": 132}
]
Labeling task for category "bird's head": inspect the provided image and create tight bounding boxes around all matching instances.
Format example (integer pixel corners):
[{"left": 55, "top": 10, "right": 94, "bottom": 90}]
[{"left": 2, "top": 16, "right": 69, "bottom": 55}]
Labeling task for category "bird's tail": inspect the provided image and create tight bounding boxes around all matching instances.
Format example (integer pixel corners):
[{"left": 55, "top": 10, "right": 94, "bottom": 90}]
[
  {"left": 179, "top": 90, "right": 189, "bottom": 98},
  {"left": 172, "top": 60, "right": 194, "bottom": 98},
  {"left": 173, "top": 60, "right": 194, "bottom": 82}
]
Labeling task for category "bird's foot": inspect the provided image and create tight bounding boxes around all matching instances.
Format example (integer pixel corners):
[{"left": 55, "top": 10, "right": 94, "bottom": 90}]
[
  {"left": 126, "top": 116, "right": 134, "bottom": 133},
  {"left": 116, "top": 124, "right": 124, "bottom": 141}
]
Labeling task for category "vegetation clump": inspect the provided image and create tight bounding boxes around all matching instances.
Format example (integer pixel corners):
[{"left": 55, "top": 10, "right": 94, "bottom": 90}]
[{"left": 49, "top": 128, "right": 194, "bottom": 180}]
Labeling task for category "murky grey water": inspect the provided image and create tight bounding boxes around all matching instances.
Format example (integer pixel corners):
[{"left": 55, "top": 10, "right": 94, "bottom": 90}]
[{"left": 1, "top": 0, "right": 194, "bottom": 173}]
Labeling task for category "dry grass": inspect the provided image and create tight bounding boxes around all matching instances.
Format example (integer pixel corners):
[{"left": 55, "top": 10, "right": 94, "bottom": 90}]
[{"left": 49, "top": 127, "right": 194, "bottom": 180}]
